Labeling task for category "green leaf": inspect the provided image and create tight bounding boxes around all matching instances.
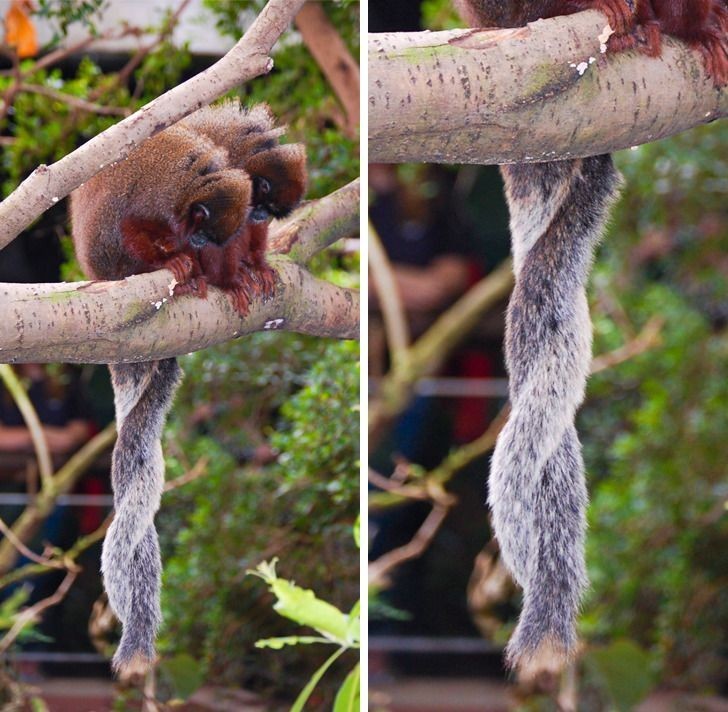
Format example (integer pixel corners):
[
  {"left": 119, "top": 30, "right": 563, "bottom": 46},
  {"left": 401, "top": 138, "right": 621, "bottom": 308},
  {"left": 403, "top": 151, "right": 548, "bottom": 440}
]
[
  {"left": 290, "top": 647, "right": 346, "bottom": 712},
  {"left": 585, "top": 639, "right": 655, "bottom": 712},
  {"left": 345, "top": 601, "right": 360, "bottom": 645},
  {"left": 333, "top": 663, "right": 360, "bottom": 712},
  {"left": 29, "top": 698, "right": 49, "bottom": 712},
  {"left": 248, "top": 559, "right": 350, "bottom": 643},
  {"left": 158, "top": 654, "right": 204, "bottom": 701},
  {"left": 254, "top": 636, "right": 330, "bottom": 649}
]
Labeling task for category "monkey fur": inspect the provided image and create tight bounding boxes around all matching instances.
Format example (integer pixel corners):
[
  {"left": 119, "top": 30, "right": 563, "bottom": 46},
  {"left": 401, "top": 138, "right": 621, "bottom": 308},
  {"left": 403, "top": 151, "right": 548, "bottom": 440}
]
[
  {"left": 70, "top": 101, "right": 306, "bottom": 675},
  {"left": 454, "top": 0, "right": 727, "bottom": 675}
]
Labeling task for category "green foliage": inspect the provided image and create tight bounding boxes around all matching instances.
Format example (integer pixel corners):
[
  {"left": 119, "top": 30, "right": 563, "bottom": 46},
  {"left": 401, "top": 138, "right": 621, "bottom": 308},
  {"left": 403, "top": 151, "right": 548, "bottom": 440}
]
[
  {"left": 582, "top": 640, "right": 655, "bottom": 712},
  {"left": 249, "top": 549, "right": 359, "bottom": 711},
  {"left": 160, "top": 338, "right": 359, "bottom": 703},
  {"left": 35, "top": 0, "right": 106, "bottom": 44},
  {"left": 270, "top": 340, "right": 360, "bottom": 530},
  {"left": 0, "top": 586, "right": 49, "bottom": 645},
  {"left": 157, "top": 654, "right": 205, "bottom": 702},
  {"left": 580, "top": 121, "right": 728, "bottom": 689},
  {"left": 250, "top": 559, "right": 356, "bottom": 644},
  {"left": 421, "top": 0, "right": 462, "bottom": 30}
]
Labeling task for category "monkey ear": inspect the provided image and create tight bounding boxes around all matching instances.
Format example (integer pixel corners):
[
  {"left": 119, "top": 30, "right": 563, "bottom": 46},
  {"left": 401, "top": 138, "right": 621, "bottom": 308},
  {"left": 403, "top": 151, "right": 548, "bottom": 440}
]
[{"left": 245, "top": 143, "right": 307, "bottom": 218}]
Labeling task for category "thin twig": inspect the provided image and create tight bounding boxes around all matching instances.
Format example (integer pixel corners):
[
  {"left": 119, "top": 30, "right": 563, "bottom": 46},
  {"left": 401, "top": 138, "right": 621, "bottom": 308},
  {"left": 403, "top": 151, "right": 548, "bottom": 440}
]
[
  {"left": 369, "top": 503, "right": 450, "bottom": 587},
  {"left": 19, "top": 83, "right": 130, "bottom": 116},
  {"left": 429, "top": 404, "right": 510, "bottom": 486},
  {"left": 591, "top": 315, "right": 664, "bottom": 373},
  {"left": 0, "top": 517, "right": 65, "bottom": 570},
  {"left": 0, "top": 570, "right": 77, "bottom": 655},
  {"left": 115, "top": 0, "right": 194, "bottom": 97},
  {"left": 369, "top": 221, "right": 410, "bottom": 357},
  {"left": 0, "top": 364, "right": 54, "bottom": 490},
  {"left": 0, "top": 513, "right": 111, "bottom": 590},
  {"left": 163, "top": 456, "right": 209, "bottom": 493}
]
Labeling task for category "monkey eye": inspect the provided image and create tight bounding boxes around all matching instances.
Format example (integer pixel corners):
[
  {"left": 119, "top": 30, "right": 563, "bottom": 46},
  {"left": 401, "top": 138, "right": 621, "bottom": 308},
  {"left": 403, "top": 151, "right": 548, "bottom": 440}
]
[
  {"left": 191, "top": 203, "right": 210, "bottom": 224},
  {"left": 254, "top": 176, "right": 271, "bottom": 198}
]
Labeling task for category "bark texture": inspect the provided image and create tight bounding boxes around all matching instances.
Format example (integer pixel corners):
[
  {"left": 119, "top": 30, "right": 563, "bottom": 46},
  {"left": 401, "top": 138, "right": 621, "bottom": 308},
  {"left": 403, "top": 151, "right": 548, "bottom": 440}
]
[{"left": 369, "top": 11, "right": 727, "bottom": 164}]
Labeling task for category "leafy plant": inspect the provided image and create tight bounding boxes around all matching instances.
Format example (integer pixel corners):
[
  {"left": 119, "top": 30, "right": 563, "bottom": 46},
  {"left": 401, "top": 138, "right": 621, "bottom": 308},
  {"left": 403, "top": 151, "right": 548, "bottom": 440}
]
[{"left": 249, "top": 548, "right": 360, "bottom": 712}]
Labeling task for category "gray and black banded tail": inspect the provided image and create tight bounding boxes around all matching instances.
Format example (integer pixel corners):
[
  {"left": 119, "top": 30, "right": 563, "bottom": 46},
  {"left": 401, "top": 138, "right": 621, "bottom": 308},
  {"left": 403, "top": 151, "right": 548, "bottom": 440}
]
[
  {"left": 101, "top": 358, "right": 182, "bottom": 675},
  {"left": 490, "top": 156, "right": 621, "bottom": 672}
]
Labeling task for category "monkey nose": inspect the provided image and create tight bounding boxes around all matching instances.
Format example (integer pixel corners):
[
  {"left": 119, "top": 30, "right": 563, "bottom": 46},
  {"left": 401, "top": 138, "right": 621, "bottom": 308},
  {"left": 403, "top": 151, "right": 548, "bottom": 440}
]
[
  {"left": 189, "top": 232, "right": 210, "bottom": 248},
  {"left": 249, "top": 206, "right": 269, "bottom": 223}
]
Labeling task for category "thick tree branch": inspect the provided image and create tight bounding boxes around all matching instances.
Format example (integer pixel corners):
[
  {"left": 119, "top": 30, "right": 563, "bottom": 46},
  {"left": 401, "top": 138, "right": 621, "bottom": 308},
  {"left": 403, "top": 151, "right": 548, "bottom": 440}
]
[
  {"left": 0, "top": 0, "right": 306, "bottom": 247},
  {"left": 0, "top": 260, "right": 358, "bottom": 364},
  {"left": 369, "top": 10, "right": 727, "bottom": 164}
]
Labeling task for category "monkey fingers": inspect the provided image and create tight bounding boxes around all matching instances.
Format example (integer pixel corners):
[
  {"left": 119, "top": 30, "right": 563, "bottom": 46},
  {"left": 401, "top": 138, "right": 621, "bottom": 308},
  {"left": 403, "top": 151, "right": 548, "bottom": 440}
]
[
  {"left": 561, "top": 0, "right": 633, "bottom": 33},
  {"left": 161, "top": 253, "right": 196, "bottom": 286},
  {"left": 695, "top": 36, "right": 728, "bottom": 86},
  {"left": 173, "top": 275, "right": 208, "bottom": 300},
  {"left": 227, "top": 284, "right": 252, "bottom": 316},
  {"left": 608, "top": 19, "right": 661, "bottom": 55},
  {"left": 252, "top": 263, "right": 277, "bottom": 301}
]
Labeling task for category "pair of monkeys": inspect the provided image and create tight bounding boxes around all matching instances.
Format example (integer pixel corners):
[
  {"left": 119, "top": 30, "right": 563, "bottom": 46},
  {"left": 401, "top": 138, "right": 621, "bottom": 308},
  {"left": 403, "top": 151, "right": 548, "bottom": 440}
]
[
  {"left": 70, "top": 101, "right": 306, "bottom": 674},
  {"left": 70, "top": 0, "right": 726, "bottom": 680}
]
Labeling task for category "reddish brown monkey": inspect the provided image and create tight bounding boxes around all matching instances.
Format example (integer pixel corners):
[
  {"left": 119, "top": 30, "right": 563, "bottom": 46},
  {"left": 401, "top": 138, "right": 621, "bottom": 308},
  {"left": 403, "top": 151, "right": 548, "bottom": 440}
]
[{"left": 70, "top": 101, "right": 306, "bottom": 675}]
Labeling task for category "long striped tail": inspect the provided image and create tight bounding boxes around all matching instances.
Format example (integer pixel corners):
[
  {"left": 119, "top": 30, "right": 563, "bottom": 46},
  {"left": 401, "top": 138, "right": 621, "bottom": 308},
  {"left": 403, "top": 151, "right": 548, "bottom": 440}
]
[
  {"left": 490, "top": 155, "right": 621, "bottom": 672},
  {"left": 101, "top": 358, "right": 182, "bottom": 675}
]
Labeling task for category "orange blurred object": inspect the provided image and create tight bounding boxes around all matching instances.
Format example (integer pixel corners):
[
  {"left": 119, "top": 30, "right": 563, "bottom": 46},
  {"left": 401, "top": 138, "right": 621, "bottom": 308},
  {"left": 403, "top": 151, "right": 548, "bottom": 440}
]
[{"left": 4, "top": 0, "right": 38, "bottom": 59}]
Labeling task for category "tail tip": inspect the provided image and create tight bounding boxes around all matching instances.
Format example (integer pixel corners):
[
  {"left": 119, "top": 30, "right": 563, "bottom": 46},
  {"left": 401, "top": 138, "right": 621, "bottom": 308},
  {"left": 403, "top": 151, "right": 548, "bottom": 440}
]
[
  {"left": 112, "top": 640, "right": 157, "bottom": 680},
  {"left": 505, "top": 633, "right": 575, "bottom": 680}
]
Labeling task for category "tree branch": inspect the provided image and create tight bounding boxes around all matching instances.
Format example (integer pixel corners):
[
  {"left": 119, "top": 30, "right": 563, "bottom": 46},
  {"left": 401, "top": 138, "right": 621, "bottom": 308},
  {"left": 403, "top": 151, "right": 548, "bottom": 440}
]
[
  {"left": 0, "top": 260, "right": 358, "bottom": 364},
  {"left": 0, "top": 570, "right": 78, "bottom": 656},
  {"left": 368, "top": 221, "right": 409, "bottom": 358},
  {"left": 295, "top": 2, "right": 360, "bottom": 137},
  {"left": 369, "top": 503, "right": 450, "bottom": 588},
  {"left": 369, "top": 260, "right": 513, "bottom": 436},
  {"left": 268, "top": 179, "right": 360, "bottom": 263},
  {"left": 18, "top": 83, "right": 130, "bottom": 116},
  {"left": 369, "top": 11, "right": 728, "bottom": 164},
  {"left": 0, "top": 364, "right": 53, "bottom": 489},
  {"left": 0, "top": 422, "right": 116, "bottom": 573},
  {"left": 0, "top": 0, "right": 307, "bottom": 247}
]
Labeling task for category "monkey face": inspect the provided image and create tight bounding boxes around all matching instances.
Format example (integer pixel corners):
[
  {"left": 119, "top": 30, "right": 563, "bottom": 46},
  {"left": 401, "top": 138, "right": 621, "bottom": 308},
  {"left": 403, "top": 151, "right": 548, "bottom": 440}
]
[
  {"left": 183, "top": 169, "right": 253, "bottom": 249},
  {"left": 246, "top": 143, "right": 307, "bottom": 219}
]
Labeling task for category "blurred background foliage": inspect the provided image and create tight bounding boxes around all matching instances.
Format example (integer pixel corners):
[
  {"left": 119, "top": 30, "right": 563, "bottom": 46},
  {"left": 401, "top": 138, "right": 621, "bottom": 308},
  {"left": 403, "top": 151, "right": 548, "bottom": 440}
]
[
  {"left": 0, "top": 0, "right": 359, "bottom": 707},
  {"left": 583, "top": 123, "right": 728, "bottom": 692}
]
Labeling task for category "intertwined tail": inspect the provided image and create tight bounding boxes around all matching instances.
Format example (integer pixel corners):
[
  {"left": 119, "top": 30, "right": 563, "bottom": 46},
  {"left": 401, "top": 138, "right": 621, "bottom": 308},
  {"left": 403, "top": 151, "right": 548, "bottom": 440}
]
[
  {"left": 101, "top": 358, "right": 182, "bottom": 675},
  {"left": 490, "top": 156, "right": 621, "bottom": 671}
]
